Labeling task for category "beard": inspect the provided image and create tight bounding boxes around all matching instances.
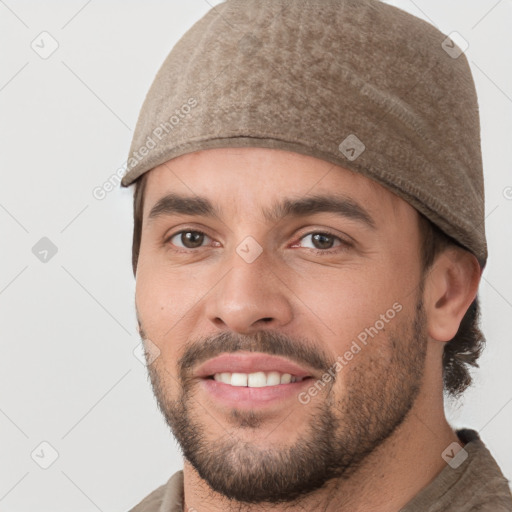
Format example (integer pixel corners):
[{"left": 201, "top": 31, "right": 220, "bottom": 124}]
[{"left": 140, "top": 292, "right": 428, "bottom": 505}]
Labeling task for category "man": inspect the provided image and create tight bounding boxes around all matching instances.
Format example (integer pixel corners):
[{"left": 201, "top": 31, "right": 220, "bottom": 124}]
[{"left": 121, "top": 0, "right": 512, "bottom": 510}]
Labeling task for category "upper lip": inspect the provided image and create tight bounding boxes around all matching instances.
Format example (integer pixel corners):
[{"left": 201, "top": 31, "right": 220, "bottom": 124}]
[{"left": 194, "top": 352, "right": 317, "bottom": 379}]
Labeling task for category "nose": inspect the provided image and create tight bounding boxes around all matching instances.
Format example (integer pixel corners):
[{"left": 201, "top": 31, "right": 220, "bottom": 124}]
[{"left": 205, "top": 248, "right": 294, "bottom": 334}]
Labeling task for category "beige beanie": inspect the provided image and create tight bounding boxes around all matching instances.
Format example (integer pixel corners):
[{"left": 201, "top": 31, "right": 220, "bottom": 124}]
[{"left": 121, "top": 0, "right": 487, "bottom": 267}]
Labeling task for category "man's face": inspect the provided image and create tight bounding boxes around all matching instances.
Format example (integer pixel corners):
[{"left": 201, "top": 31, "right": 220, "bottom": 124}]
[{"left": 135, "top": 147, "right": 429, "bottom": 503}]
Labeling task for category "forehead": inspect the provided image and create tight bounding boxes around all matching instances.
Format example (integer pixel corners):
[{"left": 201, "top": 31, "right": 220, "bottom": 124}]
[{"left": 141, "top": 147, "right": 412, "bottom": 223}]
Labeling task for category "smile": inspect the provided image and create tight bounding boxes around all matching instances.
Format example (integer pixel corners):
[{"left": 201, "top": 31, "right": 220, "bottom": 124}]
[{"left": 211, "top": 371, "right": 306, "bottom": 387}]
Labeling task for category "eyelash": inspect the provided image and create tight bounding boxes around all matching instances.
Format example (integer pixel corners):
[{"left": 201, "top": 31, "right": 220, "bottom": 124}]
[{"left": 164, "top": 228, "right": 351, "bottom": 256}]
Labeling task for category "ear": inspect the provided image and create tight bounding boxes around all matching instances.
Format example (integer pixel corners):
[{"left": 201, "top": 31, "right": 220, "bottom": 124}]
[{"left": 423, "top": 248, "right": 482, "bottom": 342}]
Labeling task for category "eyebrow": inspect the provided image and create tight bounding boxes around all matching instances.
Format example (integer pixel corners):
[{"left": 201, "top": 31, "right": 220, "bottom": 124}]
[{"left": 147, "top": 192, "right": 376, "bottom": 229}]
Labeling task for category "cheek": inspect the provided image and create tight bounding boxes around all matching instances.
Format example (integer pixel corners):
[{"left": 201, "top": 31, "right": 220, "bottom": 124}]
[
  {"left": 135, "top": 262, "right": 180, "bottom": 340},
  {"left": 135, "top": 260, "right": 209, "bottom": 351},
  {"left": 135, "top": 274, "right": 182, "bottom": 373},
  {"left": 295, "top": 257, "right": 415, "bottom": 351}
]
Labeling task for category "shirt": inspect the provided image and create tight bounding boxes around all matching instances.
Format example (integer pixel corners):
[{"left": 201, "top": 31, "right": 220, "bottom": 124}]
[{"left": 128, "top": 429, "right": 512, "bottom": 512}]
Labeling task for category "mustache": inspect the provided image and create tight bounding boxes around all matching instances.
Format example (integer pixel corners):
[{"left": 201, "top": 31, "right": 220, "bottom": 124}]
[
  {"left": 137, "top": 316, "right": 335, "bottom": 377},
  {"left": 178, "top": 330, "right": 334, "bottom": 377}
]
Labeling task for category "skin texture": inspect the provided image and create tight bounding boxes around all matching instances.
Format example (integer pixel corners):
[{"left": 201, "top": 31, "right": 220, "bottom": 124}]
[{"left": 134, "top": 147, "right": 481, "bottom": 512}]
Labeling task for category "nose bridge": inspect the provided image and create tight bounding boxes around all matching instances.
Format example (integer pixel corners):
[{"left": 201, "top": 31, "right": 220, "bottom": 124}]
[{"left": 206, "top": 238, "right": 293, "bottom": 332}]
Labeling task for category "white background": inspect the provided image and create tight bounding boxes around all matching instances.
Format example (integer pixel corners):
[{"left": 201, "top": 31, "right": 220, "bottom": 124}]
[{"left": 0, "top": 1, "right": 511, "bottom": 510}]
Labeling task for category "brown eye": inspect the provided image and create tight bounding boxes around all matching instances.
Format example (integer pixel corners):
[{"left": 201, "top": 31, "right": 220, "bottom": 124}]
[
  {"left": 169, "top": 230, "right": 209, "bottom": 249},
  {"left": 299, "top": 232, "right": 341, "bottom": 251},
  {"left": 312, "top": 233, "right": 336, "bottom": 249}
]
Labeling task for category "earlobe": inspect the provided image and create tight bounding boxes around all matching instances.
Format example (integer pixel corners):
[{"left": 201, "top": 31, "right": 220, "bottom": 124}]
[{"left": 424, "top": 248, "right": 481, "bottom": 342}]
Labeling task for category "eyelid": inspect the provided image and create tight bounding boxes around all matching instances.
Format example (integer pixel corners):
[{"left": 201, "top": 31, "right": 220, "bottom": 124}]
[
  {"left": 291, "top": 229, "right": 352, "bottom": 251},
  {"left": 165, "top": 228, "right": 215, "bottom": 250},
  {"left": 164, "top": 226, "right": 353, "bottom": 253},
  {"left": 163, "top": 221, "right": 214, "bottom": 240}
]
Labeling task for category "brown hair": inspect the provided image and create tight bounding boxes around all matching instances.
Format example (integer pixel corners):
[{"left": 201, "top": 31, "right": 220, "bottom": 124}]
[
  {"left": 131, "top": 172, "right": 148, "bottom": 276},
  {"left": 130, "top": 174, "right": 485, "bottom": 398}
]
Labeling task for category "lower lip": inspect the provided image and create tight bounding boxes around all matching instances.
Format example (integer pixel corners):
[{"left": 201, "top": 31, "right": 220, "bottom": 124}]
[{"left": 200, "top": 378, "right": 313, "bottom": 409}]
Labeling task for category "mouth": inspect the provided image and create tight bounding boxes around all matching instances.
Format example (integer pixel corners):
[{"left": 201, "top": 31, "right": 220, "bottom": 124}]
[
  {"left": 195, "top": 351, "right": 317, "bottom": 382},
  {"left": 194, "top": 352, "right": 318, "bottom": 408}
]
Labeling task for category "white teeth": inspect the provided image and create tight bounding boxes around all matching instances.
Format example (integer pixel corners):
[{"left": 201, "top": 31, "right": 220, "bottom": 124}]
[
  {"left": 266, "top": 371, "right": 281, "bottom": 386},
  {"left": 212, "top": 371, "right": 304, "bottom": 387},
  {"left": 247, "top": 372, "right": 267, "bottom": 387},
  {"left": 213, "top": 372, "right": 232, "bottom": 384},
  {"left": 231, "top": 373, "right": 248, "bottom": 387},
  {"left": 219, "top": 372, "right": 231, "bottom": 384},
  {"left": 280, "top": 373, "right": 292, "bottom": 384}
]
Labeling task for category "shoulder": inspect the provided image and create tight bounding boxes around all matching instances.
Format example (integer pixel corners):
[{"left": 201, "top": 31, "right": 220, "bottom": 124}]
[
  {"left": 449, "top": 429, "right": 512, "bottom": 511},
  {"left": 467, "top": 495, "right": 512, "bottom": 512},
  {"left": 128, "top": 483, "right": 167, "bottom": 512},
  {"left": 128, "top": 471, "right": 184, "bottom": 512},
  {"left": 401, "top": 429, "right": 512, "bottom": 512}
]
